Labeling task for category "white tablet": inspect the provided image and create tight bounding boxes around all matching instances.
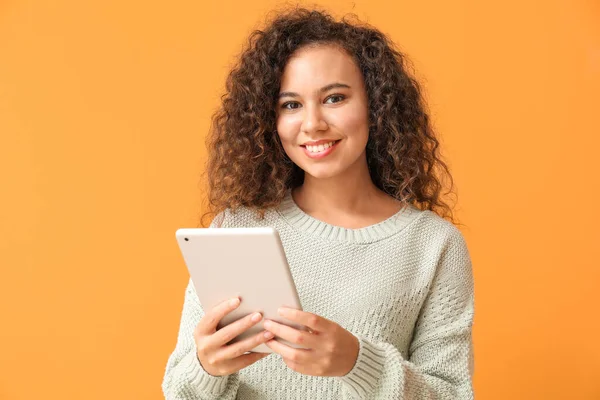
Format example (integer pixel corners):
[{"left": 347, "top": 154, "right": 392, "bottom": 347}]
[{"left": 175, "top": 227, "right": 306, "bottom": 353}]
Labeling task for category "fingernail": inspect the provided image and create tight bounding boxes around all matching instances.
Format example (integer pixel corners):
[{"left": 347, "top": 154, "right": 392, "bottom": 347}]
[
  {"left": 251, "top": 312, "right": 262, "bottom": 322},
  {"left": 230, "top": 297, "right": 240, "bottom": 306},
  {"left": 264, "top": 331, "right": 274, "bottom": 339}
]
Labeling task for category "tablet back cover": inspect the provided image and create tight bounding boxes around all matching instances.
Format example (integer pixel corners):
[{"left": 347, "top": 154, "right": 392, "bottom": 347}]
[{"left": 175, "top": 227, "right": 305, "bottom": 353}]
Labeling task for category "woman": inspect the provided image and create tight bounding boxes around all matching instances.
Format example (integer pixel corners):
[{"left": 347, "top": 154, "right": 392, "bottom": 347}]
[{"left": 162, "top": 7, "right": 475, "bottom": 400}]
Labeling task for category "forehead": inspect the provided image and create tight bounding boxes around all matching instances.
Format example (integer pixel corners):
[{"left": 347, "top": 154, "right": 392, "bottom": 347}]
[{"left": 280, "top": 45, "right": 362, "bottom": 88}]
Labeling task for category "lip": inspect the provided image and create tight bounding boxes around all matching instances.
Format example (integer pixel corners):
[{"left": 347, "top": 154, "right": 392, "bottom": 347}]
[
  {"left": 301, "top": 139, "right": 340, "bottom": 146},
  {"left": 301, "top": 139, "right": 341, "bottom": 159}
]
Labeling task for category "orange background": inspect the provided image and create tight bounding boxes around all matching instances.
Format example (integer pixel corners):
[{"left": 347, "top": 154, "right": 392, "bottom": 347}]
[{"left": 1, "top": 0, "right": 598, "bottom": 399}]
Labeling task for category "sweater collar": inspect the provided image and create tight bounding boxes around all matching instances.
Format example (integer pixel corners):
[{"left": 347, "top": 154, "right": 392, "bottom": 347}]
[{"left": 276, "top": 188, "right": 422, "bottom": 244}]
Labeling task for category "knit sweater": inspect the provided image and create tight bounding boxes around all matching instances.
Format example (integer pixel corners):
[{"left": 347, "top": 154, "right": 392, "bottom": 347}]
[{"left": 162, "top": 189, "right": 475, "bottom": 399}]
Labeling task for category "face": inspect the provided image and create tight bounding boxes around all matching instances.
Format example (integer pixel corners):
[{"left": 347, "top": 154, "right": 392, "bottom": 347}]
[{"left": 275, "top": 44, "right": 370, "bottom": 181}]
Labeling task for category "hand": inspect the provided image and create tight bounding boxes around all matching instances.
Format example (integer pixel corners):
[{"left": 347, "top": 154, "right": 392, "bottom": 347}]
[
  {"left": 263, "top": 307, "right": 359, "bottom": 377},
  {"left": 194, "top": 297, "right": 274, "bottom": 376}
]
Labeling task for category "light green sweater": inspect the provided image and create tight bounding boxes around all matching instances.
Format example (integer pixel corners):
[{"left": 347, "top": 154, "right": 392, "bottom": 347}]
[{"left": 162, "top": 190, "right": 475, "bottom": 399}]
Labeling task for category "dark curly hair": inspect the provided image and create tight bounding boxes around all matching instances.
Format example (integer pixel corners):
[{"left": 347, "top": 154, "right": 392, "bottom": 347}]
[{"left": 198, "top": 6, "right": 461, "bottom": 228}]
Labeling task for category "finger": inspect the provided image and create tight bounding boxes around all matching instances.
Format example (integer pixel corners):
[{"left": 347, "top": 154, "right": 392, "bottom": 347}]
[
  {"left": 265, "top": 338, "right": 310, "bottom": 364},
  {"left": 277, "top": 307, "right": 330, "bottom": 332},
  {"left": 216, "top": 330, "right": 275, "bottom": 362},
  {"left": 222, "top": 352, "right": 269, "bottom": 375},
  {"left": 263, "top": 319, "right": 317, "bottom": 349},
  {"left": 209, "top": 311, "right": 264, "bottom": 348},
  {"left": 198, "top": 297, "right": 241, "bottom": 334}
]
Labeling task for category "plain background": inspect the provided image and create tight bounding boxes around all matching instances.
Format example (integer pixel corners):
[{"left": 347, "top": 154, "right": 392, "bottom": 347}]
[{"left": 1, "top": 0, "right": 598, "bottom": 399}]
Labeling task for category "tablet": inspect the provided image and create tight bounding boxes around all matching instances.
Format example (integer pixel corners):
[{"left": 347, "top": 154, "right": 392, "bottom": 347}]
[{"left": 175, "top": 227, "right": 306, "bottom": 353}]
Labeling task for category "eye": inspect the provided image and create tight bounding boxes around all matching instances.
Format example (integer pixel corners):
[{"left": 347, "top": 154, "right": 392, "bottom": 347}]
[
  {"left": 325, "top": 94, "right": 345, "bottom": 104},
  {"left": 281, "top": 101, "right": 301, "bottom": 110}
]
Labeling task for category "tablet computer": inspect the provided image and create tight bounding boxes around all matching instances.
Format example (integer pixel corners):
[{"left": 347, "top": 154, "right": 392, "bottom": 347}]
[{"left": 175, "top": 227, "right": 306, "bottom": 353}]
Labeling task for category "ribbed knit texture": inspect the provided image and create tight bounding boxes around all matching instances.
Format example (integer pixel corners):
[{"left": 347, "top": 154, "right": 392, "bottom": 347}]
[{"left": 162, "top": 189, "right": 475, "bottom": 399}]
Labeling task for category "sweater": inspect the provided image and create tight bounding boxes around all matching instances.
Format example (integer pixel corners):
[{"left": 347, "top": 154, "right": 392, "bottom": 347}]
[{"left": 162, "top": 189, "right": 475, "bottom": 399}]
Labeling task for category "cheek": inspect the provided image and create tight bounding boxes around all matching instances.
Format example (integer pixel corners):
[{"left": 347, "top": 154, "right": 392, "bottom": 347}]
[
  {"left": 349, "top": 102, "right": 369, "bottom": 127},
  {"left": 275, "top": 127, "right": 294, "bottom": 157},
  {"left": 276, "top": 117, "right": 301, "bottom": 145},
  {"left": 279, "top": 137, "right": 296, "bottom": 157},
  {"left": 332, "top": 106, "right": 369, "bottom": 140}
]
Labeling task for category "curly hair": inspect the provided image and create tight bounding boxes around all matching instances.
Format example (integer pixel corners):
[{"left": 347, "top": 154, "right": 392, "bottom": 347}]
[{"left": 199, "top": 6, "right": 461, "bottom": 228}]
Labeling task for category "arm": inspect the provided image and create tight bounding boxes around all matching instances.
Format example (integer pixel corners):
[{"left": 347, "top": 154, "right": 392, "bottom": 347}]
[
  {"left": 162, "top": 212, "right": 240, "bottom": 399},
  {"left": 161, "top": 278, "right": 241, "bottom": 400},
  {"left": 337, "top": 227, "right": 475, "bottom": 399}
]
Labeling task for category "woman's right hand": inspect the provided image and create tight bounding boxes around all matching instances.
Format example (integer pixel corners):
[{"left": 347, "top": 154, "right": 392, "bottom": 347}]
[{"left": 193, "top": 296, "right": 274, "bottom": 377}]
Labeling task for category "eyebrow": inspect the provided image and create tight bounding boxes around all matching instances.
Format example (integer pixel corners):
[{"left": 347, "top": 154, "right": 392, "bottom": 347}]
[{"left": 278, "top": 83, "right": 351, "bottom": 99}]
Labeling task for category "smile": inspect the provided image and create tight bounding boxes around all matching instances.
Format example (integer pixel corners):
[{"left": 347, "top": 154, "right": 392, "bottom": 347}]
[{"left": 301, "top": 140, "right": 341, "bottom": 159}]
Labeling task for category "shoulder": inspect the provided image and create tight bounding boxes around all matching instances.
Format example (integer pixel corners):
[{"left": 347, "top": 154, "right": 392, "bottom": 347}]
[
  {"left": 418, "top": 211, "right": 473, "bottom": 285},
  {"left": 406, "top": 208, "right": 471, "bottom": 263},
  {"left": 211, "top": 206, "right": 276, "bottom": 228},
  {"left": 412, "top": 208, "right": 467, "bottom": 240}
]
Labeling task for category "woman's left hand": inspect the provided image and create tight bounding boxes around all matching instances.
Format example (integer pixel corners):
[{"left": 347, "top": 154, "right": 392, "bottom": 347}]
[{"left": 263, "top": 307, "right": 359, "bottom": 377}]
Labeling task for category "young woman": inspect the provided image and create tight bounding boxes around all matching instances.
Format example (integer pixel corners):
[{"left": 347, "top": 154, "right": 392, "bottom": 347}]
[{"left": 162, "top": 7, "right": 475, "bottom": 400}]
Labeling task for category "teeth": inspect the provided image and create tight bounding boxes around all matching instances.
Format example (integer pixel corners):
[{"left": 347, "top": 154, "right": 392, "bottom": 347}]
[{"left": 306, "top": 141, "right": 336, "bottom": 153}]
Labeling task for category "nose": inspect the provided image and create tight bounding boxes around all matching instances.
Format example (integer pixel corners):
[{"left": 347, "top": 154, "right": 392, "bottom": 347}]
[{"left": 300, "top": 103, "right": 328, "bottom": 135}]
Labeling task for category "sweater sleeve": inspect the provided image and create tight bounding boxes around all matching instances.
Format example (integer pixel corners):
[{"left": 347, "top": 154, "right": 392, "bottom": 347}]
[
  {"left": 162, "top": 212, "right": 240, "bottom": 399},
  {"left": 337, "top": 228, "right": 475, "bottom": 399},
  {"left": 161, "top": 278, "right": 240, "bottom": 399}
]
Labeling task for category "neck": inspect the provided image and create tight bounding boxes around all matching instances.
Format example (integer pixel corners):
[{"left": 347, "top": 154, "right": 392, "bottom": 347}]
[{"left": 294, "top": 151, "right": 382, "bottom": 216}]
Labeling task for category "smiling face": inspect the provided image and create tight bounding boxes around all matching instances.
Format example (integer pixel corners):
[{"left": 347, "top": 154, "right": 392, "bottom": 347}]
[{"left": 275, "top": 44, "right": 370, "bottom": 182}]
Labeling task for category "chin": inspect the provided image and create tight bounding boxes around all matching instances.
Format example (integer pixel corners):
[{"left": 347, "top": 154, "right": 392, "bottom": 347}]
[
  {"left": 304, "top": 172, "right": 337, "bottom": 180},
  {"left": 298, "top": 165, "right": 342, "bottom": 180}
]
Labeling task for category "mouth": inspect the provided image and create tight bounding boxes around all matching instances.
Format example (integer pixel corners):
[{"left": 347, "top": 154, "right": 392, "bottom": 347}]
[{"left": 300, "top": 139, "right": 341, "bottom": 159}]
